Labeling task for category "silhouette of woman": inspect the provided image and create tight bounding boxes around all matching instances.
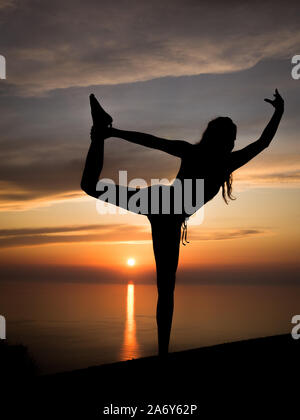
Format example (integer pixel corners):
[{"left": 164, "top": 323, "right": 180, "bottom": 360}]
[{"left": 81, "top": 89, "right": 284, "bottom": 356}]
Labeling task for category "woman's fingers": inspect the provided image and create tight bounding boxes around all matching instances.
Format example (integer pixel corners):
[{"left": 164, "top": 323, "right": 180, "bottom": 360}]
[
  {"left": 275, "top": 89, "right": 283, "bottom": 101},
  {"left": 264, "top": 89, "right": 284, "bottom": 110},
  {"left": 264, "top": 98, "right": 273, "bottom": 104}
]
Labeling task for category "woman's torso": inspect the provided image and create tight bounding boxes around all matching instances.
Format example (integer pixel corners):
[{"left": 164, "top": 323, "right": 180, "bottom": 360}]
[
  {"left": 145, "top": 144, "right": 229, "bottom": 220},
  {"left": 174, "top": 144, "right": 229, "bottom": 214}
]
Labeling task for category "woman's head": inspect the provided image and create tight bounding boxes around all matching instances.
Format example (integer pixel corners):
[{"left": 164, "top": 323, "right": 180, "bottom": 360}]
[
  {"left": 199, "top": 117, "right": 236, "bottom": 154},
  {"left": 198, "top": 117, "right": 237, "bottom": 204}
]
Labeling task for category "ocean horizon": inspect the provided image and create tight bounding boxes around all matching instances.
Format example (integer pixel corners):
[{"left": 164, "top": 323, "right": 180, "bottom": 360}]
[{"left": 1, "top": 281, "right": 298, "bottom": 374}]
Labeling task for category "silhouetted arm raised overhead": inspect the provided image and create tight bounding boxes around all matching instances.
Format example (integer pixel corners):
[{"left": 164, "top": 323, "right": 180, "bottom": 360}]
[
  {"left": 111, "top": 127, "right": 192, "bottom": 158},
  {"left": 229, "top": 89, "right": 284, "bottom": 173}
]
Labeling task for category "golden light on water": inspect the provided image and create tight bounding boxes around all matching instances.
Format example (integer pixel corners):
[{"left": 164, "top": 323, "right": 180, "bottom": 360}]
[
  {"left": 127, "top": 283, "right": 134, "bottom": 320},
  {"left": 120, "top": 283, "right": 140, "bottom": 360}
]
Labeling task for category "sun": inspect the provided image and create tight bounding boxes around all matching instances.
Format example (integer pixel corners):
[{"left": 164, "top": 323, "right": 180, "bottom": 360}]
[{"left": 127, "top": 258, "right": 135, "bottom": 267}]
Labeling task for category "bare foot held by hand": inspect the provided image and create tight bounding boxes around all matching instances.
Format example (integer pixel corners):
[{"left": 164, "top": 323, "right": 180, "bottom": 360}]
[
  {"left": 90, "top": 125, "right": 112, "bottom": 142},
  {"left": 89, "top": 93, "right": 113, "bottom": 128}
]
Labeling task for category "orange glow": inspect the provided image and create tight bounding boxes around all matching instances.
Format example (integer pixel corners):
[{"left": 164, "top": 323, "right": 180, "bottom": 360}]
[
  {"left": 121, "top": 283, "right": 139, "bottom": 360},
  {"left": 0, "top": 187, "right": 299, "bottom": 272}
]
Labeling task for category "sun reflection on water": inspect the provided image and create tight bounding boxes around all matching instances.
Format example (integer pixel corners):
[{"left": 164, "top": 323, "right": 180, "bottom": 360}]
[{"left": 121, "top": 283, "right": 140, "bottom": 360}]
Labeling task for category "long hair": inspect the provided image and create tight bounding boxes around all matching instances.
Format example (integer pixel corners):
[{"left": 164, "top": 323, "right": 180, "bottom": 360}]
[
  {"left": 198, "top": 117, "right": 236, "bottom": 204},
  {"left": 222, "top": 172, "right": 235, "bottom": 204}
]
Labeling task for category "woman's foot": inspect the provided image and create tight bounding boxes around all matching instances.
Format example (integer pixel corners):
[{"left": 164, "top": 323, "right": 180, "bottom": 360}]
[{"left": 89, "top": 94, "right": 113, "bottom": 128}]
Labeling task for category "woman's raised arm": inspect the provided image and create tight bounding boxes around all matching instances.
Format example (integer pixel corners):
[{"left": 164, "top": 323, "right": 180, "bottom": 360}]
[{"left": 229, "top": 89, "right": 284, "bottom": 172}]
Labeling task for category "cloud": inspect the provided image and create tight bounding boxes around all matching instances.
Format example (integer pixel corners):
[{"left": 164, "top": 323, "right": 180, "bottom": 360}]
[
  {"left": 0, "top": 223, "right": 151, "bottom": 248},
  {"left": 1, "top": 144, "right": 299, "bottom": 211},
  {"left": 233, "top": 153, "right": 300, "bottom": 187},
  {"left": 1, "top": 0, "right": 300, "bottom": 94},
  {"left": 0, "top": 0, "right": 15, "bottom": 9},
  {"left": 0, "top": 144, "right": 178, "bottom": 211},
  {"left": 238, "top": 170, "right": 300, "bottom": 186},
  {"left": 189, "top": 228, "right": 269, "bottom": 241},
  {"left": 0, "top": 56, "right": 299, "bottom": 211},
  {"left": 0, "top": 223, "right": 269, "bottom": 248}
]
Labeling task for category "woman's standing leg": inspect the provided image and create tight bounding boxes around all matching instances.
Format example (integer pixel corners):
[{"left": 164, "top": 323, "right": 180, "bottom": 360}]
[{"left": 149, "top": 216, "right": 182, "bottom": 356}]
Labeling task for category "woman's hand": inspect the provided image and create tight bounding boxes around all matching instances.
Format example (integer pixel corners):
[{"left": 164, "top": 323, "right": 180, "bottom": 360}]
[
  {"left": 90, "top": 125, "right": 112, "bottom": 141},
  {"left": 264, "top": 89, "right": 284, "bottom": 112}
]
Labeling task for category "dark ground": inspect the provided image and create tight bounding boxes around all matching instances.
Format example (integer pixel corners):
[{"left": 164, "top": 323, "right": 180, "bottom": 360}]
[{"left": 2, "top": 334, "right": 299, "bottom": 418}]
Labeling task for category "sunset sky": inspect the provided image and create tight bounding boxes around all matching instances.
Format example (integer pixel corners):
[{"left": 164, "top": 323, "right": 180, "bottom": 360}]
[{"left": 0, "top": 0, "right": 299, "bottom": 287}]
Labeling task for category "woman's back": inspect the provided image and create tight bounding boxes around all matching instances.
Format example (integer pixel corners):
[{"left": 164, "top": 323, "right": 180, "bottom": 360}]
[{"left": 175, "top": 144, "right": 228, "bottom": 207}]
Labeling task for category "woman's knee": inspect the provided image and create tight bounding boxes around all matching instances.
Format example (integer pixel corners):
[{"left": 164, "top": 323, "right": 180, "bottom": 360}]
[{"left": 157, "top": 272, "right": 176, "bottom": 295}]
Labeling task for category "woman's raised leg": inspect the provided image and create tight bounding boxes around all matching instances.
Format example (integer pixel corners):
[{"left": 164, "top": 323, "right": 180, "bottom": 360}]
[
  {"left": 81, "top": 126, "right": 149, "bottom": 214},
  {"left": 80, "top": 126, "right": 108, "bottom": 196},
  {"left": 81, "top": 94, "right": 113, "bottom": 196}
]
